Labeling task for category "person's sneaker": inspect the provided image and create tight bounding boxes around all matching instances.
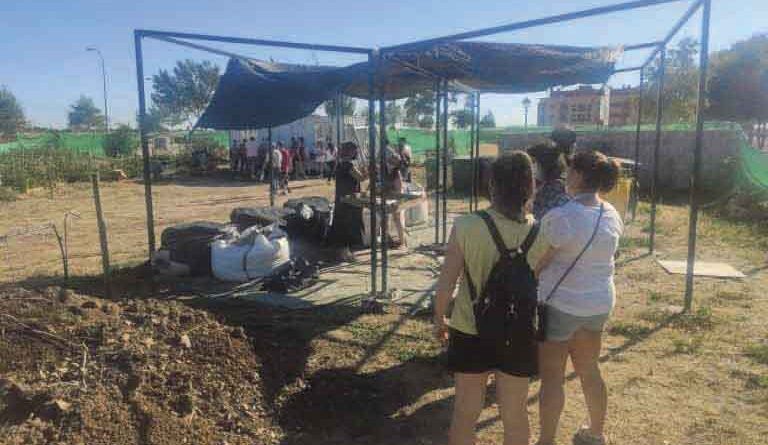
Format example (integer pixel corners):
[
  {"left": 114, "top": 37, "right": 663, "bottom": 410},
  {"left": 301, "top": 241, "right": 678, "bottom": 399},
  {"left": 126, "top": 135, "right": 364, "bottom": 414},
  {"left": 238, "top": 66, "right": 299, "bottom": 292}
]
[{"left": 572, "top": 427, "right": 606, "bottom": 445}]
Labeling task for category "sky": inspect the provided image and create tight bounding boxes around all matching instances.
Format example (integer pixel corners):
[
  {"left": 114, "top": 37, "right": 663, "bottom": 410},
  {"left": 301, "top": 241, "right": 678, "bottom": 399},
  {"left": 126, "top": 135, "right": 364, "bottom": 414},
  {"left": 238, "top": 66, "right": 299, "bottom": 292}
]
[{"left": 1, "top": 0, "right": 767, "bottom": 129}]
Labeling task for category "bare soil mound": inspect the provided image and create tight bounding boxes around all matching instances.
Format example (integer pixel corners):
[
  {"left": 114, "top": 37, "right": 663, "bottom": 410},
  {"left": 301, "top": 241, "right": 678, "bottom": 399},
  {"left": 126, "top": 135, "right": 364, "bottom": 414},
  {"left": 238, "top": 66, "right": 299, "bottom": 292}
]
[{"left": 0, "top": 286, "right": 281, "bottom": 445}]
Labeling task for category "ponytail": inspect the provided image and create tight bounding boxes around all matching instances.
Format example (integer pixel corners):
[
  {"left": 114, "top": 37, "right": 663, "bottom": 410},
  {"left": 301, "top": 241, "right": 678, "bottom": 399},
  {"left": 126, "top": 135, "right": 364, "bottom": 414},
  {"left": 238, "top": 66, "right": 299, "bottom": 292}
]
[{"left": 569, "top": 150, "right": 620, "bottom": 193}]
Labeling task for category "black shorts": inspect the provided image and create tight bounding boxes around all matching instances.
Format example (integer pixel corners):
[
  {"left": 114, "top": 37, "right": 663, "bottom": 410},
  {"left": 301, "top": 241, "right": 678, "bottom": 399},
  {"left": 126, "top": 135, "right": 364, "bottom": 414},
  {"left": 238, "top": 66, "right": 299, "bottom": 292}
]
[{"left": 444, "top": 329, "right": 538, "bottom": 377}]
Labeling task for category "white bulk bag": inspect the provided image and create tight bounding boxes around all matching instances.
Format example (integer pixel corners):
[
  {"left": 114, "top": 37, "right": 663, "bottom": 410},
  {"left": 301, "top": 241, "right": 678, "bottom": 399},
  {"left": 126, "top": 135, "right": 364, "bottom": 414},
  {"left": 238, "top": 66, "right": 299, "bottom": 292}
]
[
  {"left": 211, "top": 226, "right": 290, "bottom": 282},
  {"left": 403, "top": 182, "right": 428, "bottom": 227}
]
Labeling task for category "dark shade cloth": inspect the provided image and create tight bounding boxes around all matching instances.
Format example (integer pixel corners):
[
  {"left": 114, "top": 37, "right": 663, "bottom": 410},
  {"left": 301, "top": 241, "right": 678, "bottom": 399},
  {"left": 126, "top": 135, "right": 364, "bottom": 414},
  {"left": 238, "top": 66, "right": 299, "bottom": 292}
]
[{"left": 196, "top": 42, "right": 622, "bottom": 130}]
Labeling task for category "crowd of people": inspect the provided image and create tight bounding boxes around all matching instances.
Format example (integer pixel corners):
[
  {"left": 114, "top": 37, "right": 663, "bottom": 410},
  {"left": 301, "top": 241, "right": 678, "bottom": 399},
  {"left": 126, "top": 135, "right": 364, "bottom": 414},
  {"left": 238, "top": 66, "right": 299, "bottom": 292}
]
[
  {"left": 434, "top": 132, "right": 623, "bottom": 445},
  {"left": 229, "top": 135, "right": 342, "bottom": 194},
  {"left": 236, "top": 127, "right": 623, "bottom": 445}
]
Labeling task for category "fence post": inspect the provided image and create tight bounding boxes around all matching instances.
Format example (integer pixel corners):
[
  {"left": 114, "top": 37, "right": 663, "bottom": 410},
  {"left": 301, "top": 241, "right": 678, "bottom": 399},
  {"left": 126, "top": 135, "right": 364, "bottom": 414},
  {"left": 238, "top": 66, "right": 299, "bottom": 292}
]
[{"left": 91, "top": 173, "right": 112, "bottom": 298}]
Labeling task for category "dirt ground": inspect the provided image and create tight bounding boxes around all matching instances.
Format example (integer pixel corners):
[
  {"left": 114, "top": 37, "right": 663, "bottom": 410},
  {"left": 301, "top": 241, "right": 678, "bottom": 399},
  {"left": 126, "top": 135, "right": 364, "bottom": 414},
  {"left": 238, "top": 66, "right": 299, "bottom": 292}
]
[
  {"left": 0, "top": 175, "right": 338, "bottom": 285},
  {"left": 2, "top": 170, "right": 768, "bottom": 444}
]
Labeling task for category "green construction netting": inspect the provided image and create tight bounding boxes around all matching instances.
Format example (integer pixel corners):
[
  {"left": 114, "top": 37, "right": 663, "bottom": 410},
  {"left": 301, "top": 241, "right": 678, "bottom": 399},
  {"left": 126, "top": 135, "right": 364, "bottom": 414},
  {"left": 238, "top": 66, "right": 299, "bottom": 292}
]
[
  {"left": 386, "top": 122, "right": 749, "bottom": 161},
  {"left": 0, "top": 133, "right": 106, "bottom": 155},
  {"left": 0, "top": 131, "right": 231, "bottom": 156},
  {"left": 739, "top": 135, "right": 768, "bottom": 193}
]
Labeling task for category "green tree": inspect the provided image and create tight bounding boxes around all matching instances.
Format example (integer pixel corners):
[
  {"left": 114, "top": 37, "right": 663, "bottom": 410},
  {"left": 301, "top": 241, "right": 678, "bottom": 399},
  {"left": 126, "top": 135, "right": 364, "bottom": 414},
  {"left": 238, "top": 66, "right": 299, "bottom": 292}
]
[
  {"left": 67, "top": 95, "right": 103, "bottom": 131},
  {"left": 451, "top": 109, "right": 473, "bottom": 129},
  {"left": 103, "top": 124, "right": 139, "bottom": 157},
  {"left": 323, "top": 95, "right": 356, "bottom": 120},
  {"left": 480, "top": 110, "right": 496, "bottom": 128},
  {"left": 0, "top": 86, "right": 25, "bottom": 140},
  {"left": 385, "top": 102, "right": 403, "bottom": 128},
  {"left": 708, "top": 34, "right": 768, "bottom": 146},
  {"left": 151, "top": 59, "right": 220, "bottom": 128},
  {"left": 139, "top": 106, "right": 172, "bottom": 134},
  {"left": 404, "top": 91, "right": 436, "bottom": 128},
  {"left": 642, "top": 37, "right": 700, "bottom": 124}
]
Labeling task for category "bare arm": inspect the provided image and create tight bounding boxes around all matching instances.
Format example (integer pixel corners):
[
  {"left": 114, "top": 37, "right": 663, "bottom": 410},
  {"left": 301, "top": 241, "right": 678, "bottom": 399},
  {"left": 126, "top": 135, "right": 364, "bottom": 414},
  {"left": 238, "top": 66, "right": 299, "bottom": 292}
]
[
  {"left": 433, "top": 228, "right": 464, "bottom": 341},
  {"left": 534, "top": 245, "right": 557, "bottom": 278}
]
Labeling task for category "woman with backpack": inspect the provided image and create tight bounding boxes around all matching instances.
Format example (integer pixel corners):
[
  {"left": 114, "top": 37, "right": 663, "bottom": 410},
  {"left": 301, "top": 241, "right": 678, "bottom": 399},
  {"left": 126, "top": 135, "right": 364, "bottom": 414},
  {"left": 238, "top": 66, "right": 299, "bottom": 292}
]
[
  {"left": 534, "top": 151, "right": 623, "bottom": 445},
  {"left": 433, "top": 152, "right": 546, "bottom": 445}
]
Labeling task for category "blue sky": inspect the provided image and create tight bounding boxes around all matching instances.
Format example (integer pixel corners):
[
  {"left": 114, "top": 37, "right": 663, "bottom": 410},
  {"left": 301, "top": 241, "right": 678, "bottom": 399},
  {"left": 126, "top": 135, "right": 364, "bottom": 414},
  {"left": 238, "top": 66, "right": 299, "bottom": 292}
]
[{"left": 1, "top": 0, "right": 766, "bottom": 128}]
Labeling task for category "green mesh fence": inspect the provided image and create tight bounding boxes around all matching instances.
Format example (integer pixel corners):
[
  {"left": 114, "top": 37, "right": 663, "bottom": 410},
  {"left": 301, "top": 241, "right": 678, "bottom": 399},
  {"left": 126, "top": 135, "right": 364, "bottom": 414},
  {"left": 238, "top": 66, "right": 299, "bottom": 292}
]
[
  {"left": 739, "top": 135, "right": 768, "bottom": 193},
  {"left": 0, "top": 130, "right": 231, "bottom": 155},
  {"left": 0, "top": 133, "right": 107, "bottom": 155},
  {"left": 384, "top": 122, "right": 748, "bottom": 163}
]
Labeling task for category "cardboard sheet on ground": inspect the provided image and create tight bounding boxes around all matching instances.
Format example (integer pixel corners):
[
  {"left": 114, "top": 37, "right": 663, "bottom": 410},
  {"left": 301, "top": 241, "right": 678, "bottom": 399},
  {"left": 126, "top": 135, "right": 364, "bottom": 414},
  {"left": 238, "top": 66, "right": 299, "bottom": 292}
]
[{"left": 657, "top": 260, "right": 745, "bottom": 278}]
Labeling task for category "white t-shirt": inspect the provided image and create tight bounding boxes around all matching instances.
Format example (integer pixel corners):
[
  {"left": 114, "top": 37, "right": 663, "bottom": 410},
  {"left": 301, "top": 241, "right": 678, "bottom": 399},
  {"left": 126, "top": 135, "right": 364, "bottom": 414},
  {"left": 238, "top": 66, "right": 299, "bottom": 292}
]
[
  {"left": 271, "top": 149, "right": 282, "bottom": 169},
  {"left": 537, "top": 198, "right": 624, "bottom": 316},
  {"left": 245, "top": 140, "right": 259, "bottom": 158}
]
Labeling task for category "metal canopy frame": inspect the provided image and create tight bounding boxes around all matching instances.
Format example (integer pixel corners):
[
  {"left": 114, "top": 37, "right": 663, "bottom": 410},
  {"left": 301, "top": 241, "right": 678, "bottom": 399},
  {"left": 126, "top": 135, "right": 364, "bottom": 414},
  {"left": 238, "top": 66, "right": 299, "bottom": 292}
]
[{"left": 134, "top": 0, "right": 712, "bottom": 308}]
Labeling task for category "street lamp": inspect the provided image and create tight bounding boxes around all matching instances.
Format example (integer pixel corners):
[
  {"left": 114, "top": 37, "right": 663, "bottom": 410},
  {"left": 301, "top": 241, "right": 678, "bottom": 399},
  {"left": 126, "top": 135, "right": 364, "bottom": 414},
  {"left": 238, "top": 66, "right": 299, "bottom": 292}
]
[
  {"left": 522, "top": 97, "right": 532, "bottom": 144},
  {"left": 86, "top": 46, "right": 109, "bottom": 133},
  {"left": 522, "top": 97, "right": 532, "bottom": 130}
]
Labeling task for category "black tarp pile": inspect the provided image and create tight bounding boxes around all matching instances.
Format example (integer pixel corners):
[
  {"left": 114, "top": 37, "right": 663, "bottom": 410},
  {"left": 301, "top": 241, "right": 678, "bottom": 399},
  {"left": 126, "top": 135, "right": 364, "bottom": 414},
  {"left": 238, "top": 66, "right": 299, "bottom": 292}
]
[{"left": 196, "top": 42, "right": 622, "bottom": 130}]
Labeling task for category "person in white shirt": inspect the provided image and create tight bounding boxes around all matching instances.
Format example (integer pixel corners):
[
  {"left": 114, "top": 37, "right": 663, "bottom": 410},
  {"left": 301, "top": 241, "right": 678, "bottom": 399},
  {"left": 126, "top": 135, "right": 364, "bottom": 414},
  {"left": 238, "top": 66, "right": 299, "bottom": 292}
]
[
  {"left": 534, "top": 150, "right": 623, "bottom": 445},
  {"left": 245, "top": 137, "right": 260, "bottom": 179}
]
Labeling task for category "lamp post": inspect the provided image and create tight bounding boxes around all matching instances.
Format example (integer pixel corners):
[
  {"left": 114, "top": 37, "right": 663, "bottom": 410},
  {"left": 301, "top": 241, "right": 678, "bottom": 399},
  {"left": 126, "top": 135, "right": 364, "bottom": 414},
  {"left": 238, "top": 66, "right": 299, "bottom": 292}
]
[
  {"left": 522, "top": 97, "right": 531, "bottom": 143},
  {"left": 522, "top": 97, "right": 531, "bottom": 130},
  {"left": 86, "top": 46, "right": 110, "bottom": 133}
]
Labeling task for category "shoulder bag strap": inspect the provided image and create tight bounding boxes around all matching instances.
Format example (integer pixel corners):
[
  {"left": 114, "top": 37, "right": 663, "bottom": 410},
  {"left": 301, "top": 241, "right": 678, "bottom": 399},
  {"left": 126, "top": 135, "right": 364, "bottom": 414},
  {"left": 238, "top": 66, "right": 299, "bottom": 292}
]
[{"left": 543, "top": 202, "right": 605, "bottom": 303}]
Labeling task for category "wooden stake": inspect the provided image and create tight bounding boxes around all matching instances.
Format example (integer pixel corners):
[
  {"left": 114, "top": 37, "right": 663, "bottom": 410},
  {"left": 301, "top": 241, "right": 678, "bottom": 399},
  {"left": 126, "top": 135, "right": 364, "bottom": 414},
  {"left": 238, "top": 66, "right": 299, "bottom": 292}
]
[{"left": 91, "top": 173, "right": 112, "bottom": 298}]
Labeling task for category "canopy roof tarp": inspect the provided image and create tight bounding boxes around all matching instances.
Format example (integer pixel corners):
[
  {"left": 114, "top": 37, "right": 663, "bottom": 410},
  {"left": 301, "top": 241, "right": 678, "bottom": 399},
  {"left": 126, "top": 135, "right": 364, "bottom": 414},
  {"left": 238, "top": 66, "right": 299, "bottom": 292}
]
[{"left": 197, "top": 42, "right": 622, "bottom": 130}]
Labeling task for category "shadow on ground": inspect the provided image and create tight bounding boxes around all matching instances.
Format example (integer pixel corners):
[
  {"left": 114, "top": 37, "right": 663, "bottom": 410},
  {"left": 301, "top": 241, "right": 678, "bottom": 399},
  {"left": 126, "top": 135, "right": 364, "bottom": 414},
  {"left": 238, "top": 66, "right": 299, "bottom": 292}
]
[{"left": 3, "top": 262, "right": 683, "bottom": 445}]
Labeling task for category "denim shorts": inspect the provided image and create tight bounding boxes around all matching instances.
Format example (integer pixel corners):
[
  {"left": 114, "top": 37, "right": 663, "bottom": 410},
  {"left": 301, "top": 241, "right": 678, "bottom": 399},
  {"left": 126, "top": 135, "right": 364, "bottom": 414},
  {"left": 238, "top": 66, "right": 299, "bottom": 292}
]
[{"left": 545, "top": 306, "right": 610, "bottom": 342}]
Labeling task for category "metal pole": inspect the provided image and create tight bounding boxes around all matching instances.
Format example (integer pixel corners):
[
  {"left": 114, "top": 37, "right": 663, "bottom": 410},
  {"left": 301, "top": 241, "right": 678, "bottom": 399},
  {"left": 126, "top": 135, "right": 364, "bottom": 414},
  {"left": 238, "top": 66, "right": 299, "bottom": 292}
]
[
  {"left": 475, "top": 94, "right": 481, "bottom": 210},
  {"left": 134, "top": 32, "right": 156, "bottom": 258},
  {"left": 442, "top": 79, "right": 449, "bottom": 244},
  {"left": 336, "top": 93, "right": 343, "bottom": 148},
  {"left": 469, "top": 93, "right": 476, "bottom": 212},
  {"left": 381, "top": 0, "right": 686, "bottom": 52},
  {"left": 649, "top": 48, "right": 666, "bottom": 254},
  {"left": 87, "top": 47, "right": 109, "bottom": 133},
  {"left": 97, "top": 51, "right": 109, "bottom": 133},
  {"left": 139, "top": 29, "right": 372, "bottom": 54},
  {"left": 378, "top": 96, "right": 388, "bottom": 296},
  {"left": 368, "top": 52, "right": 378, "bottom": 298},
  {"left": 268, "top": 127, "right": 275, "bottom": 207},
  {"left": 631, "top": 69, "right": 645, "bottom": 221},
  {"left": 91, "top": 173, "right": 111, "bottom": 298},
  {"left": 684, "top": 0, "right": 711, "bottom": 312},
  {"left": 434, "top": 81, "right": 441, "bottom": 244}
]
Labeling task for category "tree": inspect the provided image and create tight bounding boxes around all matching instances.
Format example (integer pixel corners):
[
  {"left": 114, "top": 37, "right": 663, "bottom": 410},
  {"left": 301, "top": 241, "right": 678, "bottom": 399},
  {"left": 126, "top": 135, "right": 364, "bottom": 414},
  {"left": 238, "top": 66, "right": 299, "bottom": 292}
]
[
  {"left": 404, "top": 91, "right": 436, "bottom": 128},
  {"left": 708, "top": 34, "right": 768, "bottom": 146},
  {"left": 0, "top": 86, "right": 25, "bottom": 140},
  {"left": 68, "top": 95, "right": 103, "bottom": 131},
  {"left": 451, "top": 108, "right": 473, "bottom": 129},
  {"left": 642, "top": 37, "right": 700, "bottom": 124},
  {"left": 139, "top": 106, "right": 172, "bottom": 134},
  {"left": 385, "top": 102, "right": 403, "bottom": 128},
  {"left": 323, "top": 95, "right": 356, "bottom": 120},
  {"left": 151, "top": 59, "right": 220, "bottom": 128},
  {"left": 103, "top": 125, "right": 139, "bottom": 157},
  {"left": 480, "top": 110, "right": 496, "bottom": 128}
]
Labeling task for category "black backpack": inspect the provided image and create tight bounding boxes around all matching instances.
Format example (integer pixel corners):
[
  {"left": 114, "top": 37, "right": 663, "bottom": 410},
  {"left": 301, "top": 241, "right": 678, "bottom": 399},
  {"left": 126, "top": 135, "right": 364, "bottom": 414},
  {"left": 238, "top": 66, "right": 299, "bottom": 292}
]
[{"left": 464, "top": 211, "right": 539, "bottom": 341}]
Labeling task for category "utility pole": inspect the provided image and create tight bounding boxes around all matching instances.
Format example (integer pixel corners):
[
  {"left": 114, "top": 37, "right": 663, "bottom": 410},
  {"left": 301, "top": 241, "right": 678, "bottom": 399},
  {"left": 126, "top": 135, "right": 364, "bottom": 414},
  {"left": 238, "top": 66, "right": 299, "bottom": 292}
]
[{"left": 86, "top": 46, "right": 110, "bottom": 133}]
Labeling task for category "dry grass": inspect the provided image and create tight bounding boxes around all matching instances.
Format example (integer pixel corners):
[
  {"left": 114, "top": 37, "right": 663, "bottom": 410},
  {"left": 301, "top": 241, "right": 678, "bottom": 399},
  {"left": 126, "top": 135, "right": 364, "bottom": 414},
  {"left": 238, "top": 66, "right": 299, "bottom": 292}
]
[
  {"left": 2, "top": 177, "right": 768, "bottom": 444},
  {"left": 0, "top": 175, "right": 336, "bottom": 285}
]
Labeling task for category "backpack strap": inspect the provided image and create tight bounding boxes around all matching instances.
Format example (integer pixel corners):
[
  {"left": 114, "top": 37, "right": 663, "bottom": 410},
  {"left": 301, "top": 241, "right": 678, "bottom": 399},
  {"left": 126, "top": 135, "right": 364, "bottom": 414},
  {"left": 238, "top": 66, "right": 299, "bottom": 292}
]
[
  {"left": 477, "top": 211, "right": 510, "bottom": 256},
  {"left": 478, "top": 211, "right": 539, "bottom": 258},
  {"left": 464, "top": 260, "right": 478, "bottom": 303},
  {"left": 520, "top": 222, "right": 540, "bottom": 255}
]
